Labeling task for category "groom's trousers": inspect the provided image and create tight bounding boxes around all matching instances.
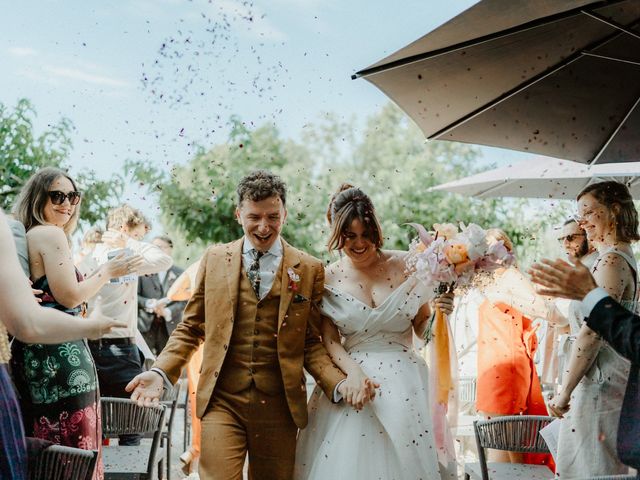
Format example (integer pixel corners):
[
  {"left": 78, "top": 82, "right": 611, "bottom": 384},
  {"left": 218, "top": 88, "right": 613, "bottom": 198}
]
[{"left": 199, "top": 384, "right": 298, "bottom": 480}]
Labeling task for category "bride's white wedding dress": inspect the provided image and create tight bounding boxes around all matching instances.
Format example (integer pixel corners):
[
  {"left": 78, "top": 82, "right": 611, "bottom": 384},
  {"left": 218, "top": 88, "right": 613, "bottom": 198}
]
[{"left": 294, "top": 276, "right": 445, "bottom": 480}]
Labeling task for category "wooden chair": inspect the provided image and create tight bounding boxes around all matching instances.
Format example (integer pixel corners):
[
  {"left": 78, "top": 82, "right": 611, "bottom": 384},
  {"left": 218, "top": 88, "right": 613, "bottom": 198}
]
[
  {"left": 101, "top": 397, "right": 166, "bottom": 480},
  {"left": 464, "top": 415, "right": 555, "bottom": 480},
  {"left": 29, "top": 444, "right": 98, "bottom": 480}
]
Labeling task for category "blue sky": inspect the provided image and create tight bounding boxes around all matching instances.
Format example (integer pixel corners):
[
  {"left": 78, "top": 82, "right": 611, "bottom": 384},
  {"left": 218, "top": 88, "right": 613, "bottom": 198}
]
[{"left": 2, "top": 0, "right": 530, "bottom": 219}]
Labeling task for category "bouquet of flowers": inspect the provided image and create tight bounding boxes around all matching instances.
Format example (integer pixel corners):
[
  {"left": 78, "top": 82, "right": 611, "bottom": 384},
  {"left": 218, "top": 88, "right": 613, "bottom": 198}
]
[{"left": 405, "top": 222, "right": 515, "bottom": 295}]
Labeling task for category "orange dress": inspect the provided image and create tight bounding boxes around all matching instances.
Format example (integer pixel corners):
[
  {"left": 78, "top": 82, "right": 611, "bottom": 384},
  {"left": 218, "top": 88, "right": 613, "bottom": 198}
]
[{"left": 476, "top": 300, "right": 554, "bottom": 468}]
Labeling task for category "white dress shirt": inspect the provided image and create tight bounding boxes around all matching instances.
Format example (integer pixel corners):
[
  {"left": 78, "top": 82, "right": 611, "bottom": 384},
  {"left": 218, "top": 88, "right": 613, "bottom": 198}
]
[
  {"left": 242, "top": 237, "right": 283, "bottom": 299},
  {"left": 79, "top": 238, "right": 173, "bottom": 338}
]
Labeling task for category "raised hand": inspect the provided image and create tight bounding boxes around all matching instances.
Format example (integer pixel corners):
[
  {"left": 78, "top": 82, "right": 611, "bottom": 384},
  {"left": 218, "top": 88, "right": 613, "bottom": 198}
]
[
  {"left": 125, "top": 370, "right": 164, "bottom": 407},
  {"left": 528, "top": 257, "right": 597, "bottom": 300},
  {"left": 101, "top": 229, "right": 128, "bottom": 249},
  {"left": 103, "top": 253, "right": 145, "bottom": 279}
]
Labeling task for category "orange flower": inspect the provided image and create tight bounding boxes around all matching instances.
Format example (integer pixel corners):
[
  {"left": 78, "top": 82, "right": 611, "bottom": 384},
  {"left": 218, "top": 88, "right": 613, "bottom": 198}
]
[
  {"left": 444, "top": 243, "right": 469, "bottom": 265},
  {"left": 415, "top": 241, "right": 427, "bottom": 253}
]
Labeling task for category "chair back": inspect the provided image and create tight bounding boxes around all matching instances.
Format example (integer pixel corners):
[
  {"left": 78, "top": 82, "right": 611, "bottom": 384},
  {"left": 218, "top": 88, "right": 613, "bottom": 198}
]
[
  {"left": 473, "top": 415, "right": 554, "bottom": 480},
  {"left": 29, "top": 445, "right": 98, "bottom": 480},
  {"left": 101, "top": 397, "right": 165, "bottom": 437},
  {"left": 101, "top": 397, "right": 166, "bottom": 478},
  {"left": 459, "top": 376, "right": 477, "bottom": 404}
]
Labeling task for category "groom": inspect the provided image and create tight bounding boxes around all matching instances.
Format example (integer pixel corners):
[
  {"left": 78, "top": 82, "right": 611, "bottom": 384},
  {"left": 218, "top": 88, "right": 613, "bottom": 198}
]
[{"left": 126, "top": 170, "right": 351, "bottom": 479}]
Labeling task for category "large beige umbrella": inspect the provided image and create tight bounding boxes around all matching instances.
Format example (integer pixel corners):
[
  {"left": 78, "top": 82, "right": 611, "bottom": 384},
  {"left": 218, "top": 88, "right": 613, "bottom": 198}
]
[
  {"left": 354, "top": 0, "right": 640, "bottom": 164},
  {"left": 430, "top": 157, "right": 640, "bottom": 199}
]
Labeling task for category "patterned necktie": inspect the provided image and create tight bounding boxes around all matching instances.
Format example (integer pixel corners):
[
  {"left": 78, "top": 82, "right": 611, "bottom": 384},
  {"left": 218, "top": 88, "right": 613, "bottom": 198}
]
[{"left": 247, "top": 249, "right": 265, "bottom": 298}]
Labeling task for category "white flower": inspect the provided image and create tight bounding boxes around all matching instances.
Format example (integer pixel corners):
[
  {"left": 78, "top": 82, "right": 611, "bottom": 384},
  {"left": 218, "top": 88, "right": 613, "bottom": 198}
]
[
  {"left": 433, "top": 223, "right": 458, "bottom": 240},
  {"left": 458, "top": 223, "right": 488, "bottom": 261}
]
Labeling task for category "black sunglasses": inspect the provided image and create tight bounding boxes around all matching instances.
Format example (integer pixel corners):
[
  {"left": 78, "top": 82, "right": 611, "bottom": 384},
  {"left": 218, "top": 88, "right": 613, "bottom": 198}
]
[
  {"left": 558, "top": 233, "right": 585, "bottom": 243},
  {"left": 48, "top": 190, "right": 81, "bottom": 206}
]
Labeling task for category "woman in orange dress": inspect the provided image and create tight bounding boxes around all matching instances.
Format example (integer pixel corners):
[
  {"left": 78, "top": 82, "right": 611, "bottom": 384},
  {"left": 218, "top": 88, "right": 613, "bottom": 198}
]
[{"left": 476, "top": 229, "right": 560, "bottom": 467}]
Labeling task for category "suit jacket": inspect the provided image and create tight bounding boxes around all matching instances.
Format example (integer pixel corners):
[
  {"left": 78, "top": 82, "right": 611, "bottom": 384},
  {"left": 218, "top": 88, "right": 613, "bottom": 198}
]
[
  {"left": 137, "top": 265, "right": 186, "bottom": 334},
  {"left": 587, "top": 297, "right": 640, "bottom": 470},
  {"left": 8, "top": 219, "right": 29, "bottom": 277},
  {"left": 153, "top": 237, "right": 345, "bottom": 427}
]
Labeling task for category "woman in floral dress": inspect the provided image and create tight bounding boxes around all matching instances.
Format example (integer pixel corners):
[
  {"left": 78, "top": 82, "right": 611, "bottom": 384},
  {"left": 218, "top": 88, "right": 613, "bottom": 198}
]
[{"left": 10, "top": 167, "right": 141, "bottom": 479}]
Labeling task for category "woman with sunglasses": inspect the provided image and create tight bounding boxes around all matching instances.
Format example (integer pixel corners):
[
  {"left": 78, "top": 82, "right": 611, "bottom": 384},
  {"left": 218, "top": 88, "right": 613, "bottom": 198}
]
[
  {"left": 550, "top": 181, "right": 638, "bottom": 478},
  {"left": 10, "top": 167, "right": 142, "bottom": 479},
  {"left": 0, "top": 208, "right": 127, "bottom": 480}
]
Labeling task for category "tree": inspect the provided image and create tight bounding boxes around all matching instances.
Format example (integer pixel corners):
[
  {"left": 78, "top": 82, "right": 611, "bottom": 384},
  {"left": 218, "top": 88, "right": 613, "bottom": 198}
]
[
  {"left": 133, "top": 103, "right": 549, "bottom": 264},
  {"left": 0, "top": 99, "right": 123, "bottom": 227}
]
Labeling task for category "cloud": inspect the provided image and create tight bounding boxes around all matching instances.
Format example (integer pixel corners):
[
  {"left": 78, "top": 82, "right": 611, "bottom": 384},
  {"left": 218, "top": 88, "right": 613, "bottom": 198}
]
[
  {"left": 43, "top": 66, "right": 131, "bottom": 88},
  {"left": 7, "top": 46, "right": 38, "bottom": 57}
]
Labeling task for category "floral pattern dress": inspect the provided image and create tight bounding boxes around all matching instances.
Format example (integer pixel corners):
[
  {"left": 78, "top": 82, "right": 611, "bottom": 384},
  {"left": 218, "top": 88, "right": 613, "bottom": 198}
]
[{"left": 11, "top": 273, "right": 103, "bottom": 479}]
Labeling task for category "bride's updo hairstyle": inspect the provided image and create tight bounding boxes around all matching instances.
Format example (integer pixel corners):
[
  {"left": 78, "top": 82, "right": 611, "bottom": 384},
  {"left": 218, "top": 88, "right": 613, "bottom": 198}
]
[
  {"left": 577, "top": 181, "right": 639, "bottom": 243},
  {"left": 326, "top": 183, "right": 383, "bottom": 251}
]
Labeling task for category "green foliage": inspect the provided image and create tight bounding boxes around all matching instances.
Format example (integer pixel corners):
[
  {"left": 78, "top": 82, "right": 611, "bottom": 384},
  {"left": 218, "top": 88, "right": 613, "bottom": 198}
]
[
  {"left": 132, "top": 103, "right": 551, "bottom": 265},
  {"left": 0, "top": 99, "right": 123, "bottom": 228},
  {"left": 0, "top": 99, "right": 73, "bottom": 210}
]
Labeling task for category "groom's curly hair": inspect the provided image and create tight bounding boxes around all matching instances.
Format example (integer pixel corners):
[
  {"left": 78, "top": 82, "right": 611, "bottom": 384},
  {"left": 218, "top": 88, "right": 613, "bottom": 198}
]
[{"left": 236, "top": 170, "right": 287, "bottom": 207}]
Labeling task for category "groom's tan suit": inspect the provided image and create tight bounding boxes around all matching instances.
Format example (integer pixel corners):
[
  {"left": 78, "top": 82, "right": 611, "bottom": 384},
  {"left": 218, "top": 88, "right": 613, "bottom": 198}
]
[{"left": 153, "top": 237, "right": 345, "bottom": 479}]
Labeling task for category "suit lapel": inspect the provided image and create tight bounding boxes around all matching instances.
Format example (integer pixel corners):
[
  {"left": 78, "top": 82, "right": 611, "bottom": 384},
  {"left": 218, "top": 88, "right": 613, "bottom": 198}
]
[
  {"left": 278, "top": 239, "right": 301, "bottom": 330},
  {"left": 225, "top": 238, "right": 244, "bottom": 321},
  {"left": 162, "top": 267, "right": 178, "bottom": 295},
  {"left": 151, "top": 273, "right": 163, "bottom": 296}
]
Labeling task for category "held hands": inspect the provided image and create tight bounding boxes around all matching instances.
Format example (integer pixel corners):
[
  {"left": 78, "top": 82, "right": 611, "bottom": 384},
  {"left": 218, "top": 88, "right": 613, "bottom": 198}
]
[
  {"left": 433, "top": 291, "right": 455, "bottom": 316},
  {"left": 548, "top": 391, "right": 571, "bottom": 418},
  {"left": 338, "top": 370, "right": 380, "bottom": 410},
  {"left": 528, "top": 257, "right": 597, "bottom": 300},
  {"left": 125, "top": 370, "right": 164, "bottom": 407}
]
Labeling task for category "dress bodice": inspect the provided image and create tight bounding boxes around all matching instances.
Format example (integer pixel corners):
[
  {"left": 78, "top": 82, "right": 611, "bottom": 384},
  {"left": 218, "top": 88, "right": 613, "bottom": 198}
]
[{"left": 320, "top": 275, "right": 433, "bottom": 353}]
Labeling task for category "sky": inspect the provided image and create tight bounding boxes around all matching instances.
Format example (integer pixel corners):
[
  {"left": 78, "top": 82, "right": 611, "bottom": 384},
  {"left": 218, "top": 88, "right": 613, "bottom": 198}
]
[{"left": 1, "top": 0, "right": 530, "bottom": 223}]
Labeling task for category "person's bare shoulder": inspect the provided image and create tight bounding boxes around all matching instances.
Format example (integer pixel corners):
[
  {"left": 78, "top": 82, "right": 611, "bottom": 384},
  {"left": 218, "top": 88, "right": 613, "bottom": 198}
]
[
  {"left": 325, "top": 259, "right": 347, "bottom": 286},
  {"left": 383, "top": 250, "right": 410, "bottom": 277},
  {"left": 26, "top": 224, "right": 67, "bottom": 247}
]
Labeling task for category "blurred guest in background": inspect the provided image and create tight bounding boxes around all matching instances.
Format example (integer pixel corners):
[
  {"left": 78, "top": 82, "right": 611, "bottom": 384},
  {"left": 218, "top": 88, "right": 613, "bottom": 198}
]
[
  {"left": 80, "top": 204, "right": 172, "bottom": 446},
  {"left": 137, "top": 236, "right": 187, "bottom": 355}
]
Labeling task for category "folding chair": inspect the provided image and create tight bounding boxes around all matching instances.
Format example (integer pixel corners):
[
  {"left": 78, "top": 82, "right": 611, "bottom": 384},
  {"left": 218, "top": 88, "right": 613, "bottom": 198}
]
[
  {"left": 464, "top": 415, "right": 555, "bottom": 480},
  {"left": 29, "top": 444, "right": 98, "bottom": 480},
  {"left": 101, "top": 397, "right": 166, "bottom": 480}
]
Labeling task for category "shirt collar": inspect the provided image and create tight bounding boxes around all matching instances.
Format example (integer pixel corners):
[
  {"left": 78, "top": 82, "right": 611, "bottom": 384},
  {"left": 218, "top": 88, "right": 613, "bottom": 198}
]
[{"left": 242, "top": 236, "right": 283, "bottom": 258}]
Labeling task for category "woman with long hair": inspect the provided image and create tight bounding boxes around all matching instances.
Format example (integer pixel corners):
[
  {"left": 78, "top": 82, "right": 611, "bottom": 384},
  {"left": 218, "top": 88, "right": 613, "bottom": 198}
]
[
  {"left": 550, "top": 181, "right": 639, "bottom": 478},
  {"left": 295, "top": 184, "right": 454, "bottom": 479},
  {"left": 10, "top": 167, "right": 142, "bottom": 479},
  {"left": 0, "top": 208, "right": 124, "bottom": 480}
]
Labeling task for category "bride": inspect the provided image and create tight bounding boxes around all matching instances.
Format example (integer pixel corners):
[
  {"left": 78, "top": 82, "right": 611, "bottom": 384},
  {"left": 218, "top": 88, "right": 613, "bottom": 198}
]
[{"left": 294, "top": 185, "right": 455, "bottom": 480}]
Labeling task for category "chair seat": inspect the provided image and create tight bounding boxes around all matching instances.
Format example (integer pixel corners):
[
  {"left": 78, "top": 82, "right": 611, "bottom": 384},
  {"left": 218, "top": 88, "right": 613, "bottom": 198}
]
[
  {"left": 465, "top": 461, "right": 554, "bottom": 480},
  {"left": 103, "top": 445, "right": 152, "bottom": 474}
]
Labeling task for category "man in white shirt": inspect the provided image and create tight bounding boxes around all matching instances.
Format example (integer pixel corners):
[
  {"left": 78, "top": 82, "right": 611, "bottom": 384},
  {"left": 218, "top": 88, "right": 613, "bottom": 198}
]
[{"left": 80, "top": 204, "right": 172, "bottom": 446}]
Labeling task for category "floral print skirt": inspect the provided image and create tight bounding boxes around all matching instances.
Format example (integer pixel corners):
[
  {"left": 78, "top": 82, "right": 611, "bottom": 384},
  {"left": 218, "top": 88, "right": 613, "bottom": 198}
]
[{"left": 11, "top": 339, "right": 103, "bottom": 480}]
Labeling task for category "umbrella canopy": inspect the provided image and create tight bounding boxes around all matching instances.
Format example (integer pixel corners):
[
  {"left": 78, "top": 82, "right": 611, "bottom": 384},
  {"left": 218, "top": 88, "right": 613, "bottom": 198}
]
[
  {"left": 354, "top": 0, "right": 640, "bottom": 165},
  {"left": 430, "top": 157, "right": 640, "bottom": 199}
]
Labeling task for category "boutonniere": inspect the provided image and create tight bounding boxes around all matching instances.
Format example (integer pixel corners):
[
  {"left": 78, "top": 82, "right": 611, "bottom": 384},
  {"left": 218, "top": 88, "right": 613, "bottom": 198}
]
[{"left": 287, "top": 267, "right": 300, "bottom": 292}]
